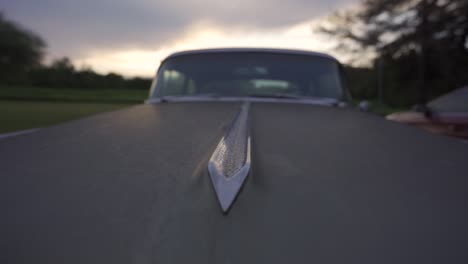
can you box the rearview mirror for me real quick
[358,101,371,112]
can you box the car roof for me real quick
[427,85,468,112]
[163,48,339,63]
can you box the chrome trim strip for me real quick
[208,102,251,212]
[146,96,338,106]
[163,48,339,63]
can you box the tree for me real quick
[0,13,46,83]
[319,0,468,105]
[49,57,77,88]
[103,73,125,89]
[0,13,151,90]
[51,57,75,72]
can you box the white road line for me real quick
[0,128,39,140]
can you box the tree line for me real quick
[0,13,152,90]
[319,0,468,107]
[2,1,467,106]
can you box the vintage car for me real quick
[387,86,468,139]
[2,48,468,263]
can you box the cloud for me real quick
[4,0,357,58]
[3,0,361,76]
[73,20,342,77]
[3,0,187,57]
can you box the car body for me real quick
[386,86,468,139]
[2,48,468,264]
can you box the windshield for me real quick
[150,52,346,101]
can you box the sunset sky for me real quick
[3,0,359,77]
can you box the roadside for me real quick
[366,100,406,116]
[352,99,407,116]
[0,100,134,133]
[0,86,148,103]
[0,86,148,134]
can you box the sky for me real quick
[2,0,359,77]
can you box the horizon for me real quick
[3,0,359,78]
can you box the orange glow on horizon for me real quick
[74,19,340,78]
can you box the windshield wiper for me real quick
[247,93,304,100]
[156,93,342,105]
[191,93,222,98]
[247,93,342,105]
[160,93,221,103]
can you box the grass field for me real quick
[0,100,133,133]
[366,100,405,116]
[0,86,147,133]
[0,86,148,103]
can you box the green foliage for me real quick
[22,57,153,90]
[367,100,406,116]
[0,86,148,103]
[319,0,468,107]
[0,12,45,84]
[344,66,376,100]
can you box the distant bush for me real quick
[24,57,152,90]
[5,57,152,90]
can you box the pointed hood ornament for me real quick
[208,102,251,212]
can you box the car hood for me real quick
[2,102,468,264]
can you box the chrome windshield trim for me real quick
[146,96,338,106]
[163,48,339,63]
[208,102,251,212]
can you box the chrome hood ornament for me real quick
[208,102,251,212]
